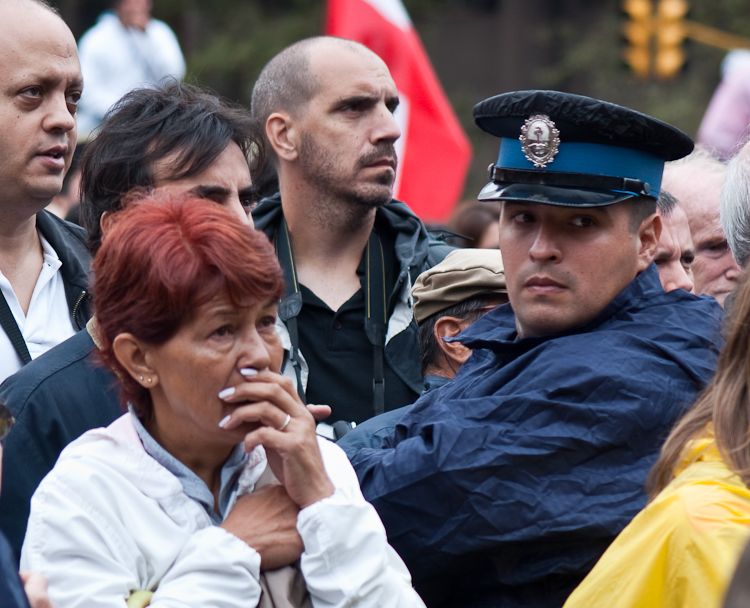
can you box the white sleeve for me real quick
[151,527,261,607]
[298,441,426,608]
[21,468,262,608]
[77,30,127,121]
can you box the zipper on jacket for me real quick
[72,289,88,326]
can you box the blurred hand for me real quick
[20,572,53,608]
[306,404,331,422]
[221,485,303,571]
[220,370,335,509]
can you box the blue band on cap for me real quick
[497,138,663,196]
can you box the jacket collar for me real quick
[460,264,667,349]
[251,192,432,273]
[35,210,90,291]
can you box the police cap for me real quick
[473,90,694,207]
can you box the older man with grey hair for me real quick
[722,140,750,269]
[663,147,739,305]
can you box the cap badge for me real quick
[519,114,560,169]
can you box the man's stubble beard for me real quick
[299,133,396,217]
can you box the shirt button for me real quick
[334,320,343,330]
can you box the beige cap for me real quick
[412,249,506,323]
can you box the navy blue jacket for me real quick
[0,329,121,560]
[338,375,451,455]
[0,532,29,607]
[350,266,723,607]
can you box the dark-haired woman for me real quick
[565,276,750,607]
[20,196,424,608]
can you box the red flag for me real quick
[326,0,472,223]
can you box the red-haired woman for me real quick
[20,196,424,608]
[565,274,750,607]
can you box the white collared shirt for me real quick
[0,233,76,383]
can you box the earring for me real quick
[139,375,144,382]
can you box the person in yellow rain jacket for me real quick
[565,275,750,608]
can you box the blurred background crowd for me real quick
[51,0,750,240]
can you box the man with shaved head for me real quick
[0,0,91,385]
[251,37,451,434]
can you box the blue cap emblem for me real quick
[519,114,560,168]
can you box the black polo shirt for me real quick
[297,226,418,424]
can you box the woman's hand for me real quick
[19,572,53,608]
[221,486,303,570]
[219,369,335,509]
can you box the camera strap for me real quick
[275,218,387,416]
[0,292,31,365]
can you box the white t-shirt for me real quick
[0,234,76,383]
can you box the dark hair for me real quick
[418,295,501,375]
[80,81,262,254]
[94,194,283,418]
[448,201,502,247]
[627,196,657,232]
[656,190,677,217]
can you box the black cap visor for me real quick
[478,181,640,207]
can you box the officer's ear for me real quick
[265,112,299,162]
[636,212,661,271]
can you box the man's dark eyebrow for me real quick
[238,185,255,198]
[332,94,378,109]
[190,185,230,200]
[681,249,696,261]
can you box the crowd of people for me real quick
[4,0,750,606]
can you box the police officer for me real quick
[349,90,724,607]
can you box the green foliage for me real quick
[153,0,322,104]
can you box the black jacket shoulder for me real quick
[35,210,92,329]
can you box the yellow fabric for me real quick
[126,590,153,607]
[564,434,750,608]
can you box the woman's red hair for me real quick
[93,194,283,416]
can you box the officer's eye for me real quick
[571,216,595,228]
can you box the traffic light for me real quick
[655,0,688,78]
[622,0,652,78]
[621,0,689,79]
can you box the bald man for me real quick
[0,0,91,384]
[250,37,451,430]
